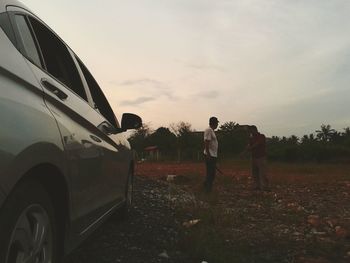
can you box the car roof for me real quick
[0,0,30,13]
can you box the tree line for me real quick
[129,122,350,162]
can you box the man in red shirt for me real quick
[244,125,269,191]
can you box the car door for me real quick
[7,8,121,233]
[75,57,132,207]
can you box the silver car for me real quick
[0,1,142,262]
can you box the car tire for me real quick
[0,180,59,263]
[120,170,134,219]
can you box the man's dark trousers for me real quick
[204,156,217,192]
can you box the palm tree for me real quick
[316,124,336,142]
[288,135,299,145]
[219,121,239,132]
[301,133,317,144]
[343,127,350,137]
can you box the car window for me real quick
[27,17,88,101]
[76,58,118,127]
[0,12,17,46]
[13,15,42,67]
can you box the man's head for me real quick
[249,125,258,136]
[209,116,219,129]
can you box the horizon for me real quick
[139,121,348,139]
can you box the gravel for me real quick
[64,176,191,263]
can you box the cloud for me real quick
[112,77,178,101]
[120,96,155,106]
[117,78,162,86]
[187,62,225,72]
[255,86,350,136]
[194,90,220,99]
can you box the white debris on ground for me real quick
[158,250,169,259]
[182,219,201,228]
[166,174,177,182]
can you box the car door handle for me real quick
[90,135,102,143]
[41,78,68,100]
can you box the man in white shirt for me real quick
[203,116,219,192]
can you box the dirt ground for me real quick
[64,161,350,263]
[136,161,350,263]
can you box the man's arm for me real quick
[204,139,211,158]
[240,137,261,156]
[240,143,250,157]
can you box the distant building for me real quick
[144,145,159,161]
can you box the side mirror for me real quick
[121,113,142,131]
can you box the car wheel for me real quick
[0,181,58,263]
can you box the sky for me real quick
[24,0,350,137]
